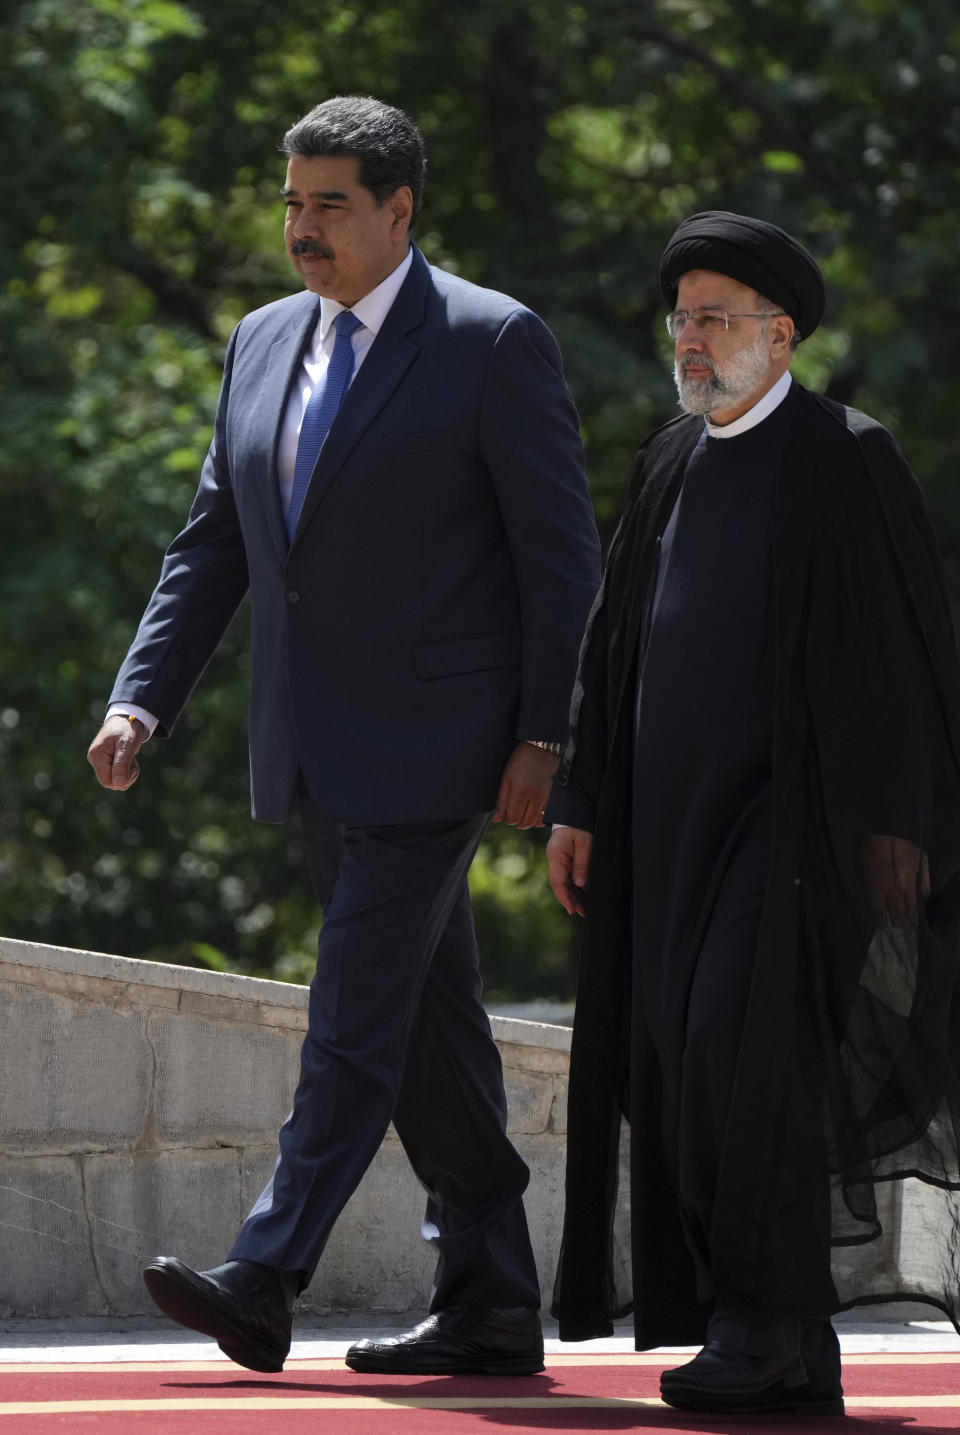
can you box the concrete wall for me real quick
[0,935,573,1321]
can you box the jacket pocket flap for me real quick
[414,630,521,680]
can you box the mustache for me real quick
[290,239,335,259]
[678,352,716,375]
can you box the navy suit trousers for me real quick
[229,796,541,1310]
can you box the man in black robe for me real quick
[546,210,960,1415]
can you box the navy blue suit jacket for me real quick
[111,246,601,824]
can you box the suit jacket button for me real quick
[286,589,300,605]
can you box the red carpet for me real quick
[1,1352,958,1432]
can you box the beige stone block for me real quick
[302,1141,432,1315]
[255,1003,309,1033]
[0,985,151,1153]
[176,989,308,1033]
[176,989,257,1023]
[504,1073,554,1134]
[513,1132,566,1299]
[151,1014,300,1145]
[499,1042,569,1076]
[1,960,179,1013]
[490,1016,572,1055]
[549,1078,568,1134]
[0,1155,104,1318]
[84,1149,245,1314]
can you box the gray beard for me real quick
[674,331,773,416]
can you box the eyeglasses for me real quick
[665,307,787,339]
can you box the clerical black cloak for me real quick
[551,383,960,1346]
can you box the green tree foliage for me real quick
[2,0,958,995]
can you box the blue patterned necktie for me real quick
[286,308,364,540]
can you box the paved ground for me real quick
[0,1312,956,1363]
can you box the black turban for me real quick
[659,210,826,340]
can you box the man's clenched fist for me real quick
[87,715,148,791]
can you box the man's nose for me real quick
[292,208,321,239]
[678,328,706,353]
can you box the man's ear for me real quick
[389,186,414,238]
[769,311,796,355]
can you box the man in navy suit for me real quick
[87,96,600,1375]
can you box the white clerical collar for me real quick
[317,246,414,341]
[704,369,793,439]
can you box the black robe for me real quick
[550,382,960,1346]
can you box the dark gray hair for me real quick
[282,96,426,227]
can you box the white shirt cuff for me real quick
[105,703,158,738]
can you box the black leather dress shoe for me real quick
[661,1314,845,1416]
[142,1257,295,1373]
[659,1339,817,1413]
[345,1306,544,1375]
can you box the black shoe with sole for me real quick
[660,1331,844,1416]
[142,1256,294,1373]
[345,1306,544,1375]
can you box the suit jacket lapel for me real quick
[256,295,321,564]
[288,247,430,551]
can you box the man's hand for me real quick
[491,742,560,830]
[862,834,931,926]
[87,716,149,791]
[546,825,593,916]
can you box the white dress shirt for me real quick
[108,248,415,738]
